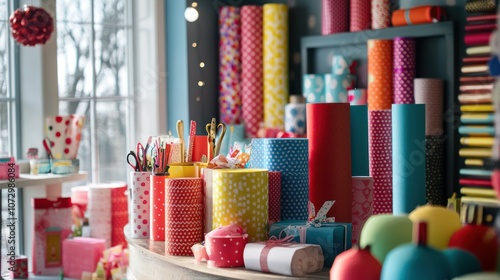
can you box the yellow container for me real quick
[168,162,207,178]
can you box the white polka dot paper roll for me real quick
[130,172,151,238]
[150,175,167,241]
[303,74,326,103]
[284,103,306,135]
[325,74,356,103]
[212,169,268,242]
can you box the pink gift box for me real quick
[8,255,28,279]
[205,224,248,268]
[62,237,106,279]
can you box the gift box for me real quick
[62,237,106,279]
[8,255,28,279]
[204,224,249,268]
[269,220,352,267]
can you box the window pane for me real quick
[94,0,125,26]
[56,0,91,24]
[0,0,6,19]
[94,26,127,97]
[0,102,8,155]
[96,101,128,182]
[57,23,92,98]
[0,22,7,98]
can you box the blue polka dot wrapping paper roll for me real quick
[303,74,326,103]
[248,138,309,220]
[284,103,306,135]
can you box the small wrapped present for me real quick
[8,255,28,279]
[62,237,106,279]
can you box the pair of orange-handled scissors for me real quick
[205,118,226,161]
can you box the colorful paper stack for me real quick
[459,5,498,207]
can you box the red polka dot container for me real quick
[205,224,249,268]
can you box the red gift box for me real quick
[205,224,248,268]
[62,237,106,279]
[8,255,28,279]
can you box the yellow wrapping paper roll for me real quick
[263,4,288,129]
[212,169,268,242]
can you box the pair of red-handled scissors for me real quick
[127,150,142,171]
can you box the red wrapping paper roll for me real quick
[111,184,128,248]
[369,110,393,214]
[465,23,497,32]
[165,178,204,256]
[368,39,393,110]
[392,6,444,27]
[150,175,167,241]
[268,171,282,224]
[350,0,371,32]
[464,32,492,46]
[322,0,349,35]
[307,103,352,222]
[241,6,263,138]
[192,135,211,163]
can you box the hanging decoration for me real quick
[9,5,54,46]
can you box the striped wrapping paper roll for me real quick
[368,39,393,110]
[322,0,348,35]
[88,186,112,248]
[351,176,374,245]
[150,175,167,241]
[269,171,282,224]
[348,89,367,105]
[414,78,444,136]
[212,169,268,242]
[393,37,416,104]
[426,136,445,206]
[351,105,369,176]
[392,104,426,215]
[465,0,496,13]
[219,6,242,125]
[284,103,306,135]
[263,4,288,129]
[165,178,203,256]
[248,138,309,220]
[130,172,151,238]
[369,110,393,214]
[325,73,356,102]
[307,103,352,222]
[241,6,263,138]
[303,74,325,103]
[350,0,371,32]
[371,0,390,29]
[111,183,128,248]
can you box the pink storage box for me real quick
[9,255,28,279]
[0,157,20,180]
[63,237,106,279]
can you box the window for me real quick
[56,0,133,183]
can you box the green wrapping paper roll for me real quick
[351,105,369,176]
[392,104,426,214]
[426,136,445,206]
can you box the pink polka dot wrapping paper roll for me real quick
[165,178,204,256]
[322,0,349,35]
[351,176,374,245]
[371,0,390,29]
[219,6,242,125]
[393,37,416,104]
[241,5,263,138]
[44,115,85,159]
[130,172,151,239]
[350,0,371,32]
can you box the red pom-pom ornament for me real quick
[9,5,54,46]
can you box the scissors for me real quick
[205,118,226,159]
[127,142,148,171]
[127,150,142,171]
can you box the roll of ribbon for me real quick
[458,93,492,104]
[465,0,496,13]
[459,148,493,158]
[212,169,268,242]
[460,84,494,91]
[268,171,282,224]
[465,32,493,46]
[393,37,416,104]
[459,178,492,186]
[351,176,374,245]
[466,45,492,56]
[307,103,352,222]
[426,136,445,206]
[219,6,242,125]
[350,0,371,32]
[459,126,495,135]
[461,65,489,74]
[460,104,494,112]
[348,89,367,105]
[368,39,393,110]
[351,105,369,176]
[325,73,356,103]
[303,74,326,103]
[322,0,348,35]
[371,0,390,29]
[460,137,495,147]
[88,186,112,248]
[463,56,492,64]
[460,76,495,84]
[263,4,288,129]
[248,138,309,220]
[392,6,444,27]
[165,178,203,256]
[241,6,263,138]
[414,78,444,136]
[460,169,493,177]
[130,172,151,238]
[465,23,497,32]
[284,103,306,135]
[369,110,393,214]
[150,174,167,241]
[392,104,426,215]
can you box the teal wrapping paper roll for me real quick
[303,74,325,103]
[392,104,426,214]
[325,74,356,103]
[351,105,369,176]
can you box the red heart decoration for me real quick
[9,5,54,46]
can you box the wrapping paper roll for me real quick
[111,184,128,248]
[351,105,369,176]
[150,175,167,241]
[393,37,416,104]
[368,39,393,110]
[460,84,494,91]
[130,172,151,238]
[460,76,495,84]
[460,169,493,177]
[165,178,203,256]
[348,89,367,105]
[241,6,263,138]
[392,6,444,27]
[414,78,444,136]
[322,0,348,35]
[263,4,288,129]
[465,0,496,13]
[465,33,493,46]
[458,93,492,104]
[461,65,489,74]
[88,186,112,248]
[371,0,390,29]
[219,6,242,125]
[350,0,371,32]
[467,14,498,22]
[459,148,493,157]
[392,104,426,215]
[325,74,356,103]
[462,56,492,64]
[426,136,445,206]
[192,135,210,162]
[202,168,214,233]
[212,169,268,242]
[284,103,306,135]
[466,45,492,56]
[465,23,497,32]
[460,104,494,112]
[303,74,325,103]
[369,110,393,214]
[459,178,492,186]
[307,103,352,222]
[268,171,282,224]
[248,138,309,220]
[460,137,495,147]
[352,176,374,245]
[459,126,495,135]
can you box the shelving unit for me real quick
[301,21,458,198]
[0,172,88,190]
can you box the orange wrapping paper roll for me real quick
[392,6,444,27]
[368,39,393,110]
[307,103,352,222]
